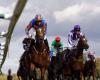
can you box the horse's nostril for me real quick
[85,45,89,49]
[87,45,89,49]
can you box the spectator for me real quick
[7,69,13,80]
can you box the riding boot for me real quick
[44,39,50,51]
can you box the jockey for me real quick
[68,25,84,48]
[51,36,63,56]
[25,14,49,51]
[88,51,95,61]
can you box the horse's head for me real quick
[77,35,89,50]
[22,37,35,51]
[36,28,45,42]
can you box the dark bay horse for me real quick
[17,38,35,80]
[17,28,50,80]
[83,57,96,80]
[18,53,32,80]
[62,35,89,80]
[17,51,33,80]
[48,47,64,80]
[62,48,72,80]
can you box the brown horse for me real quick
[83,57,96,80]
[17,28,50,80]
[71,35,89,80]
[62,35,89,80]
[29,28,50,80]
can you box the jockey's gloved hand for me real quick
[28,33,32,38]
[25,28,29,35]
[72,45,76,49]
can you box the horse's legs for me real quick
[80,72,84,80]
[83,75,86,80]
[87,75,91,80]
[30,63,37,80]
[48,65,54,80]
[30,69,37,80]
[93,72,96,80]
[40,67,45,80]
[17,76,21,80]
[74,71,83,80]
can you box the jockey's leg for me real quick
[44,36,50,51]
[44,39,49,51]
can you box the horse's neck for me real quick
[75,48,84,59]
[36,41,46,52]
[77,49,83,54]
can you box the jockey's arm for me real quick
[68,34,73,46]
[51,41,55,52]
[25,22,32,35]
[60,42,64,49]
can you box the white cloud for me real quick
[0,6,11,14]
[53,3,100,23]
[0,2,16,13]
[0,1,17,16]
[93,6,100,14]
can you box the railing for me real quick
[0,32,6,74]
[0,0,27,74]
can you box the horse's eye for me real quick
[83,38,87,42]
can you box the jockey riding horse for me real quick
[17,14,50,80]
[48,36,64,80]
[18,28,50,80]
[63,35,89,80]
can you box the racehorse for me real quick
[17,28,50,80]
[27,28,50,80]
[48,47,64,80]
[30,28,50,80]
[17,50,33,80]
[62,35,89,80]
[83,57,96,80]
[62,48,72,80]
[71,35,89,80]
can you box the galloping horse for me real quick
[48,47,64,80]
[62,48,72,80]
[83,57,96,80]
[30,28,50,80]
[71,35,89,80]
[17,38,35,80]
[17,28,50,80]
[62,35,89,80]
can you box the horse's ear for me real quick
[82,35,85,38]
[81,35,86,39]
[83,35,88,42]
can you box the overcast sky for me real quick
[0,0,100,74]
